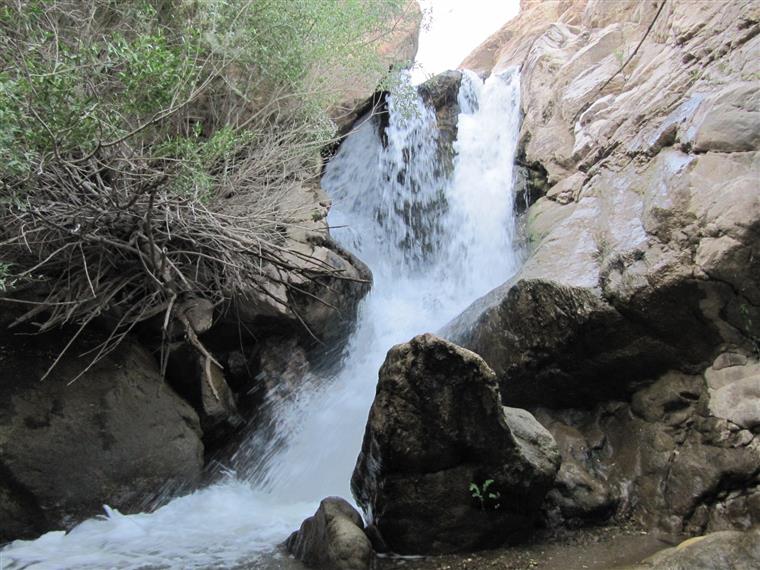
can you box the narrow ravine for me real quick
[2,70,522,570]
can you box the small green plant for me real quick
[470,479,502,511]
[0,261,14,292]
[613,48,626,65]
[592,231,611,262]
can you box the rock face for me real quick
[286,497,372,570]
[351,334,560,554]
[534,359,760,533]
[628,528,760,570]
[446,0,760,534]
[219,181,372,347]
[0,333,203,542]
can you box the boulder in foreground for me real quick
[285,497,372,570]
[351,334,560,554]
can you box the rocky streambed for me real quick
[2,0,759,568]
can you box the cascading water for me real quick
[1,69,522,570]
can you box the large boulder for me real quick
[626,528,760,570]
[285,497,372,570]
[448,277,721,409]
[351,334,560,554]
[0,333,203,542]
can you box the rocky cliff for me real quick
[448,0,760,534]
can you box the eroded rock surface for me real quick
[535,356,760,533]
[286,497,372,570]
[352,334,560,554]
[627,527,760,570]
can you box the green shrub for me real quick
[0,0,409,192]
[0,0,410,375]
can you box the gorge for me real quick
[1,1,759,569]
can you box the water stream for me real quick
[2,69,522,570]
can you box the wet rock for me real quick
[514,159,550,214]
[254,336,312,404]
[417,70,463,111]
[418,70,463,176]
[286,497,372,570]
[0,333,203,542]
[351,334,560,554]
[166,343,242,448]
[628,528,760,569]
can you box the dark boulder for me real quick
[286,497,372,570]
[0,333,203,542]
[351,334,560,554]
[449,278,724,409]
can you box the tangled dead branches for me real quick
[0,135,359,381]
[0,0,407,383]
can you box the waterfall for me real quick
[1,69,522,570]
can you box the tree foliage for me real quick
[0,0,411,375]
[0,0,409,190]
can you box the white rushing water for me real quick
[2,69,522,570]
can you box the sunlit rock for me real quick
[447,0,760,536]
[627,528,760,569]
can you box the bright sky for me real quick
[411,0,521,83]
